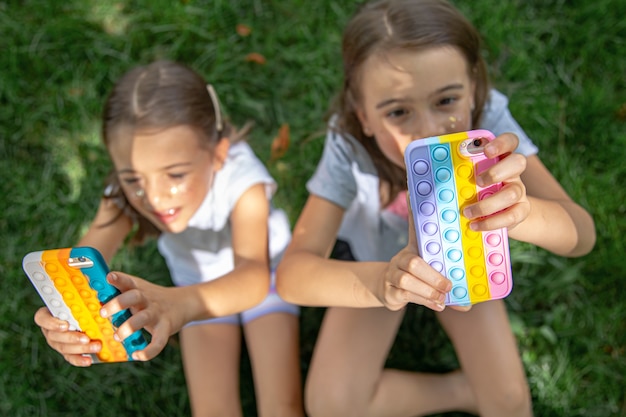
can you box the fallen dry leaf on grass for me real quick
[236,24,251,37]
[270,123,290,162]
[245,52,266,65]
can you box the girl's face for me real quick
[355,46,476,167]
[108,125,227,233]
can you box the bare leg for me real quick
[180,323,243,417]
[305,306,476,417]
[437,300,533,417]
[243,312,305,417]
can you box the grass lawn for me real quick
[1,0,625,416]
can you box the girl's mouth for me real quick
[154,208,180,224]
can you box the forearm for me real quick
[508,195,596,257]
[276,251,386,308]
[181,261,271,322]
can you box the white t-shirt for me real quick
[306,89,539,262]
[158,141,291,287]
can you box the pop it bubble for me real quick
[404,129,513,306]
[22,247,148,363]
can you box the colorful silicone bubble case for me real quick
[404,129,513,306]
[22,247,148,363]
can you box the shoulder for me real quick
[481,89,539,157]
[223,142,273,182]
[218,140,277,201]
[322,117,377,174]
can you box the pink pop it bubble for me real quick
[486,233,501,246]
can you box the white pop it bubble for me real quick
[405,130,513,306]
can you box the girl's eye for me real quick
[168,173,187,181]
[121,177,140,185]
[438,96,458,106]
[386,108,409,119]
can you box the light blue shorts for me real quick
[184,271,300,327]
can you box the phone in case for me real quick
[22,246,148,363]
[404,129,513,306]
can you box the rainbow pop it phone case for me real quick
[404,129,512,306]
[22,247,148,363]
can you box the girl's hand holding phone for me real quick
[100,271,189,361]
[381,199,452,313]
[34,306,102,367]
[463,132,530,232]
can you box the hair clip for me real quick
[206,84,223,134]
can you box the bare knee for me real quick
[480,379,533,417]
[305,377,366,417]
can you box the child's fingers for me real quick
[100,274,147,319]
[403,252,452,293]
[114,308,154,340]
[63,354,95,367]
[388,284,446,312]
[483,132,519,159]
[114,310,169,361]
[464,181,526,219]
[106,271,139,292]
[43,330,101,357]
[387,252,450,310]
[130,333,170,361]
[477,152,527,187]
[469,202,530,232]
[34,307,67,331]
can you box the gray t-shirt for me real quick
[306,89,538,262]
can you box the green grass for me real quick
[1,0,624,416]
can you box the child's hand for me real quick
[462,132,530,231]
[33,307,101,367]
[380,196,452,312]
[100,272,188,361]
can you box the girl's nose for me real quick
[143,181,167,209]
[412,115,441,140]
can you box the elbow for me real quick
[275,259,298,304]
[565,214,597,258]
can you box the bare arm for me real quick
[181,182,271,320]
[107,183,272,360]
[276,194,451,311]
[76,198,134,262]
[462,134,596,257]
[514,155,595,257]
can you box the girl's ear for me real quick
[356,108,373,137]
[212,137,230,171]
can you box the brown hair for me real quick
[333,0,490,204]
[100,60,240,243]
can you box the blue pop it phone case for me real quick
[22,247,148,363]
[405,130,513,306]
